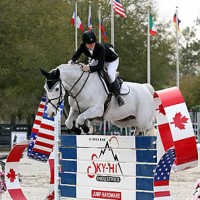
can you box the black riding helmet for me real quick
[82,30,97,44]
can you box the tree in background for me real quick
[180,27,200,76]
[0,0,199,123]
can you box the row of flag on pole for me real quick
[152,12,181,36]
[70,12,107,42]
[149,13,181,36]
[70,0,126,42]
[70,0,181,40]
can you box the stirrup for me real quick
[117,96,125,106]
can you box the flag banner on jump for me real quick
[59,135,157,200]
[27,95,64,162]
[154,87,198,172]
[154,148,176,199]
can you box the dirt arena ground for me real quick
[1,151,200,200]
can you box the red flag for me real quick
[98,20,107,42]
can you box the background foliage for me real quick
[0,0,199,124]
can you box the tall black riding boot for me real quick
[111,79,125,106]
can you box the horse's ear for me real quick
[56,68,60,78]
[40,68,49,78]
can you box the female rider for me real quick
[68,30,125,106]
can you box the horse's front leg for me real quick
[65,106,79,129]
[77,106,104,126]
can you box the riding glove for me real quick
[81,64,90,72]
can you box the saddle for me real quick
[98,69,129,95]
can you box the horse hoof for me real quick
[66,129,73,134]
[73,127,82,135]
[80,125,90,133]
[66,128,81,135]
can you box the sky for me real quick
[155,0,200,39]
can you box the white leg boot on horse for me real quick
[111,79,125,106]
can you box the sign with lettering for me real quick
[60,135,157,200]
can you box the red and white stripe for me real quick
[31,99,46,136]
[32,118,55,156]
[113,0,126,18]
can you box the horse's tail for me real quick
[143,83,155,96]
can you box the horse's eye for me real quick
[55,88,59,92]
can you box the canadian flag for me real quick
[154,87,198,172]
[71,12,84,32]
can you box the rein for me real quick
[68,71,90,99]
[68,71,90,114]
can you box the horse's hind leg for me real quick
[146,126,157,136]
[134,127,143,136]
[136,106,155,136]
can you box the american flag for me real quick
[113,0,126,18]
[28,95,64,162]
[154,148,176,199]
[27,95,47,159]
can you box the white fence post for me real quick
[54,112,61,200]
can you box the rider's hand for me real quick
[68,60,74,64]
[81,64,90,72]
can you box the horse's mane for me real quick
[56,64,82,73]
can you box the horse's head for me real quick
[40,67,65,117]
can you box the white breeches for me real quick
[90,58,119,83]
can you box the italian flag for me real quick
[149,14,157,36]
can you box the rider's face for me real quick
[86,43,95,50]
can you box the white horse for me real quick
[41,64,156,135]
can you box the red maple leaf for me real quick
[170,112,188,130]
[47,191,54,200]
[156,104,166,115]
[6,168,17,182]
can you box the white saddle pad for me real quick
[100,76,130,95]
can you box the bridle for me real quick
[46,79,65,112]
[46,69,90,114]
